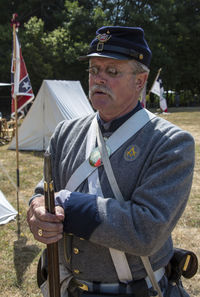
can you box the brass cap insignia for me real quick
[96,33,111,51]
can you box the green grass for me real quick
[0,106,199,296]
[0,148,44,296]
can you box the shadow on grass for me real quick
[13,235,41,287]
[19,150,45,158]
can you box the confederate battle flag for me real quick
[11,31,34,118]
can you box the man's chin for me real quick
[90,96,110,110]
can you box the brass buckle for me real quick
[78,283,89,291]
[97,42,104,51]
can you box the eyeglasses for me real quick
[87,66,135,78]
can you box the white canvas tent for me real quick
[9,80,94,151]
[0,190,17,225]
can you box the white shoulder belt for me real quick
[66,108,155,192]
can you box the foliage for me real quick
[0,0,200,105]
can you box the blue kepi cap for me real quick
[79,26,152,67]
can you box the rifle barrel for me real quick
[44,152,60,297]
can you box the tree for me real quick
[1,0,200,108]
[22,17,54,92]
[173,0,200,95]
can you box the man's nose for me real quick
[94,70,107,84]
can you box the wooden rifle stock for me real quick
[44,152,61,297]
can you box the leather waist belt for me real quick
[76,267,165,293]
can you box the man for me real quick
[27,26,194,297]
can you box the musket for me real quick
[44,152,61,297]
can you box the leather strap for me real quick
[96,124,164,297]
[66,108,156,191]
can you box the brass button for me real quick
[73,248,79,255]
[139,53,143,60]
[73,269,80,274]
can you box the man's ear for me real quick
[135,72,148,91]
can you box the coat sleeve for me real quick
[90,129,195,255]
[29,121,66,203]
[55,127,195,256]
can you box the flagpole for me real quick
[148,68,162,95]
[12,15,21,237]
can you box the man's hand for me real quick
[27,196,64,244]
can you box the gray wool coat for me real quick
[33,109,195,285]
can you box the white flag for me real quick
[151,76,168,112]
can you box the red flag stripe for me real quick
[11,31,34,117]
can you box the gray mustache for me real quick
[89,85,114,98]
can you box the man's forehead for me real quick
[89,57,129,67]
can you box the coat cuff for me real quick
[29,193,43,206]
[55,190,101,239]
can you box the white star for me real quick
[22,81,30,90]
